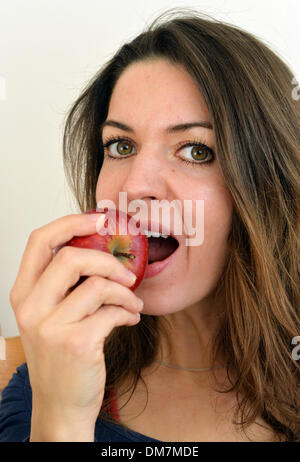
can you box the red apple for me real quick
[65,208,148,291]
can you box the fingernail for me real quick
[86,213,103,221]
[136,297,144,309]
[87,214,107,233]
[126,271,137,284]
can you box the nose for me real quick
[120,146,170,203]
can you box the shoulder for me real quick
[0,362,32,442]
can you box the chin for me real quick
[138,302,187,317]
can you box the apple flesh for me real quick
[65,208,149,291]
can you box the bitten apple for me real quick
[65,208,149,291]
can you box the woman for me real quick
[1,8,299,442]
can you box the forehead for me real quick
[105,59,211,130]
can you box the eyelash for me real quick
[101,135,214,167]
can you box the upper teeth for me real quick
[143,230,169,238]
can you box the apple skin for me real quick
[65,208,149,291]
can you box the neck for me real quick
[154,358,225,372]
[155,297,225,379]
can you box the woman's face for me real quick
[96,59,233,316]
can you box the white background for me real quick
[1,0,299,337]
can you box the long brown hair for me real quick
[62,7,300,441]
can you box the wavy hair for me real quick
[62,7,300,441]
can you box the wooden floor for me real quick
[0,336,26,394]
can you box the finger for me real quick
[75,304,141,349]
[10,213,104,309]
[52,275,143,324]
[28,247,138,319]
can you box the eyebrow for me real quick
[100,119,213,133]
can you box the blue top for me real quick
[0,363,161,442]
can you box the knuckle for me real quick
[101,279,117,303]
[102,304,119,317]
[16,300,34,333]
[120,284,136,304]
[101,280,131,307]
[99,305,121,328]
[105,304,133,324]
[16,306,29,333]
[28,227,41,244]
[86,275,106,291]
[56,245,77,265]
[9,287,17,309]
[111,306,138,328]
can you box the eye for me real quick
[102,136,136,158]
[102,136,214,166]
[177,142,214,165]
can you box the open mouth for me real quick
[147,235,179,264]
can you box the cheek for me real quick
[95,168,118,203]
[195,182,233,236]
[191,183,233,272]
[96,177,105,203]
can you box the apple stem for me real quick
[114,252,136,260]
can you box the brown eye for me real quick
[178,143,214,165]
[102,137,214,166]
[190,145,209,161]
[116,140,133,155]
[102,138,135,158]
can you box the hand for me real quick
[9,213,143,441]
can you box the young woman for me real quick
[1,8,299,442]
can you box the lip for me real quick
[144,240,179,279]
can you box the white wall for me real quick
[1,0,299,337]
